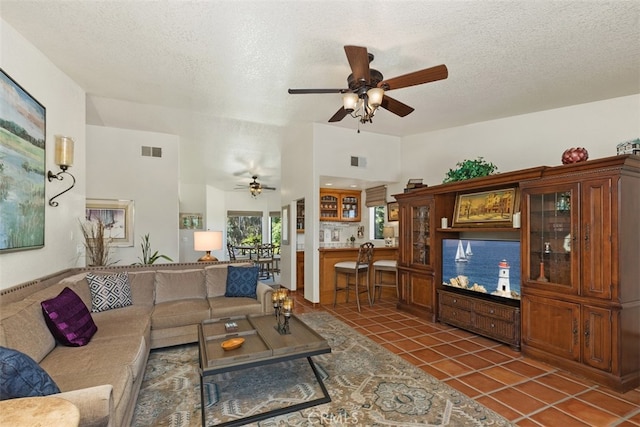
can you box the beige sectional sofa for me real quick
[0,261,274,427]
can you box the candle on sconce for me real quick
[54,136,74,168]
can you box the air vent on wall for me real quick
[141,146,162,158]
[350,156,366,168]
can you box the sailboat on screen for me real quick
[465,241,473,256]
[455,240,468,262]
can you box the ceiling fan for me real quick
[288,45,448,128]
[235,176,276,198]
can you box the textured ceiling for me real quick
[2,1,639,190]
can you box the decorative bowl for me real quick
[221,337,245,351]
[561,147,589,164]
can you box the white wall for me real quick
[401,95,640,188]
[86,125,180,265]
[0,19,86,289]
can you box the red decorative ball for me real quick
[561,147,589,164]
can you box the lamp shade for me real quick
[342,93,359,111]
[54,136,74,168]
[382,226,394,239]
[194,231,223,251]
[367,88,384,108]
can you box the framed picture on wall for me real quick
[85,199,135,246]
[0,69,46,253]
[387,202,399,222]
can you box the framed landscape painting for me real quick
[0,69,46,252]
[453,188,518,227]
[85,199,134,247]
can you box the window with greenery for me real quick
[269,211,281,247]
[371,206,385,239]
[227,211,262,246]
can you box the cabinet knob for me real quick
[491,323,495,328]
[489,309,494,314]
[453,299,457,303]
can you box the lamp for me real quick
[342,87,385,131]
[383,226,395,247]
[194,231,223,262]
[47,136,76,207]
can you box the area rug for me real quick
[132,312,514,426]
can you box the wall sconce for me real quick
[194,230,223,262]
[383,226,395,247]
[47,136,75,207]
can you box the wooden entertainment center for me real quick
[394,155,639,392]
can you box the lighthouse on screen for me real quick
[492,260,511,297]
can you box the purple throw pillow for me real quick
[41,287,98,347]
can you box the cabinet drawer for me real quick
[475,315,516,341]
[439,304,473,327]
[439,292,473,310]
[474,302,517,321]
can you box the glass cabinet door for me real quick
[409,200,433,268]
[340,195,358,220]
[524,184,579,294]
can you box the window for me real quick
[370,206,386,239]
[269,211,281,247]
[226,211,262,246]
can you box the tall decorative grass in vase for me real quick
[79,218,117,266]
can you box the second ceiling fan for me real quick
[288,45,448,126]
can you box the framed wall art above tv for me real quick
[0,68,46,253]
[453,187,518,228]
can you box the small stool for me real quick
[372,259,398,303]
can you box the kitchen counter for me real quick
[318,246,399,305]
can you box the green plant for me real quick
[443,157,498,183]
[134,233,173,265]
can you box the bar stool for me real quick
[333,242,374,312]
[372,259,398,303]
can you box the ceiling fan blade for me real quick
[288,88,348,94]
[380,95,415,117]
[344,45,371,84]
[328,107,349,122]
[378,64,448,91]
[262,186,277,190]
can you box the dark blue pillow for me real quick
[0,346,60,400]
[225,265,259,298]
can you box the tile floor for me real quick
[291,291,640,427]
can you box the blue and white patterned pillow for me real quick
[0,346,60,400]
[224,266,259,298]
[86,272,133,312]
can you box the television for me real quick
[441,239,521,300]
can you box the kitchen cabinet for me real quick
[320,189,361,222]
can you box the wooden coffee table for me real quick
[198,314,331,427]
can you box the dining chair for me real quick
[256,243,274,279]
[333,242,374,312]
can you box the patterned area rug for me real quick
[132,312,514,426]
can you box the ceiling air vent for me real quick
[141,146,162,158]
[350,156,366,168]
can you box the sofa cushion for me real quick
[0,300,56,363]
[208,296,264,317]
[86,272,133,312]
[41,287,98,347]
[155,269,205,303]
[91,305,152,342]
[0,346,60,400]
[128,271,155,306]
[205,264,229,297]
[151,299,210,330]
[224,265,259,298]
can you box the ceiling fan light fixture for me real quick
[342,93,359,111]
[366,87,384,108]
